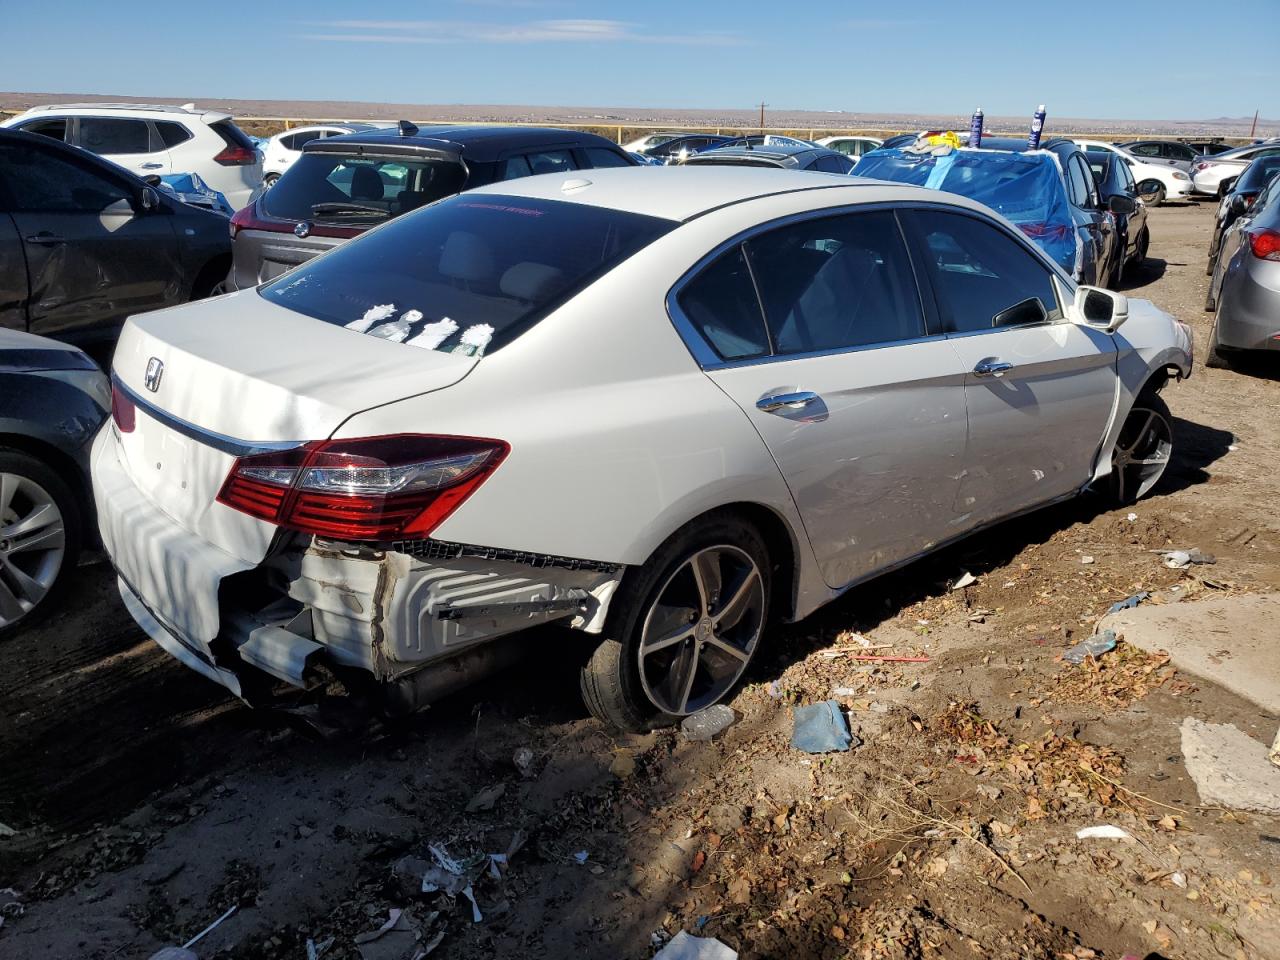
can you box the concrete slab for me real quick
[1180,718,1280,815]
[1100,593,1280,714]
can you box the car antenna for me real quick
[398,120,419,137]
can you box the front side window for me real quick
[677,246,770,360]
[78,117,152,155]
[905,210,1060,334]
[17,118,68,142]
[1131,143,1160,158]
[524,150,576,175]
[262,153,465,223]
[0,142,132,213]
[1066,156,1095,208]
[746,211,925,354]
[261,194,675,356]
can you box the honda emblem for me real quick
[144,357,164,393]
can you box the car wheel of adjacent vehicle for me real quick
[1108,395,1174,504]
[1135,227,1149,264]
[580,514,770,732]
[262,173,280,190]
[0,450,81,640]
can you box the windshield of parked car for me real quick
[262,152,467,225]
[260,194,676,356]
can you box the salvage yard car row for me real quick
[2,101,1275,736]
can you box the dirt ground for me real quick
[2,200,1278,960]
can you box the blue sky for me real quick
[2,0,1276,120]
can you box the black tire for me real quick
[1134,227,1149,264]
[1107,394,1174,505]
[190,259,231,300]
[0,448,82,640]
[580,512,771,732]
[1147,184,1166,206]
[262,173,280,189]
[1205,310,1231,369]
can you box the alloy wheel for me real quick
[0,472,66,629]
[637,545,765,716]
[1111,404,1173,502]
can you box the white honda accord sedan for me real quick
[93,167,1192,731]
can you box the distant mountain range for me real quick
[2,92,1275,139]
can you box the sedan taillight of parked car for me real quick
[1247,228,1280,261]
[216,434,509,540]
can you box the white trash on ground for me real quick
[652,930,739,960]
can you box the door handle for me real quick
[756,390,819,413]
[25,233,65,245]
[973,359,1014,378]
[141,162,164,169]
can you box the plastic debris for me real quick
[1160,548,1215,569]
[513,747,537,778]
[573,850,590,864]
[1107,592,1150,615]
[652,930,739,960]
[0,822,15,837]
[182,904,237,950]
[952,571,977,590]
[681,704,736,741]
[1076,825,1134,841]
[0,887,23,930]
[831,686,859,697]
[791,700,853,753]
[306,937,335,960]
[1062,629,1117,665]
[1171,871,1187,888]
[1126,512,1138,521]
[1080,555,1094,564]
[148,950,198,960]
[465,783,505,813]
[354,909,419,960]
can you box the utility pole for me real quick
[1250,109,1259,139]
[758,100,767,134]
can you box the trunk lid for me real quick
[110,289,476,559]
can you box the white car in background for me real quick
[94,168,1191,732]
[1074,139,1192,205]
[261,123,381,187]
[816,135,883,159]
[1190,142,1280,198]
[0,102,263,210]
[620,131,690,153]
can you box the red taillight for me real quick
[111,383,136,433]
[1195,161,1211,172]
[1247,228,1280,261]
[229,202,289,239]
[216,435,508,541]
[214,145,258,166]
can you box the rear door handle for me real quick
[757,390,819,413]
[25,233,65,245]
[141,162,164,169]
[973,359,1014,378]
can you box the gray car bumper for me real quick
[1217,256,1280,351]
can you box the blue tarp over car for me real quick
[157,172,233,217]
[855,147,1077,275]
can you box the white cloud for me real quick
[299,18,744,46]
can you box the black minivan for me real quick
[224,124,637,291]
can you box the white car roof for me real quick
[12,102,232,123]
[466,166,974,222]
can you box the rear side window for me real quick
[1130,143,1160,158]
[747,211,924,354]
[79,117,151,155]
[283,130,323,151]
[262,153,466,223]
[260,194,675,356]
[810,154,853,174]
[905,210,1060,334]
[156,121,192,148]
[677,246,770,360]
[583,147,632,169]
[16,118,68,142]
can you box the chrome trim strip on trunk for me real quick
[111,375,305,458]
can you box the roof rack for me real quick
[25,102,210,115]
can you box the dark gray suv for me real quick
[224,124,637,291]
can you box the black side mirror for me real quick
[1230,193,1249,214]
[142,174,162,187]
[138,186,161,213]
[1108,194,1138,216]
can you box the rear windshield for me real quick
[1237,157,1280,192]
[262,152,467,225]
[209,119,256,150]
[259,194,676,356]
